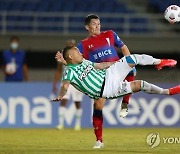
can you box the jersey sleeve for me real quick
[62,69,73,82]
[77,42,83,54]
[113,31,125,48]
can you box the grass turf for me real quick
[0,128,179,154]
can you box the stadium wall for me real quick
[0,35,180,53]
[0,82,179,128]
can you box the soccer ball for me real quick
[164,5,180,23]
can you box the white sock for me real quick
[75,108,82,127]
[141,80,167,94]
[131,54,160,65]
[59,106,66,126]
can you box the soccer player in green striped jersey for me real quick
[51,46,179,102]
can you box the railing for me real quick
[0,11,180,36]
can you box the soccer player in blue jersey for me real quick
[56,14,176,148]
[1,36,28,82]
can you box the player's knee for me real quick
[94,98,105,109]
[130,80,141,92]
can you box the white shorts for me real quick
[102,57,133,99]
[63,84,84,102]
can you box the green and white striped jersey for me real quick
[62,59,106,99]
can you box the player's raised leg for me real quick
[129,54,177,69]
[119,54,176,118]
[130,80,180,95]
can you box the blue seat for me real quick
[17,26,33,32]
[49,1,62,12]
[100,17,109,23]
[69,17,84,22]
[6,25,17,32]
[68,26,84,32]
[0,0,144,34]
[19,15,34,22]
[8,1,23,11]
[148,0,180,12]
[129,17,148,23]
[129,17,149,33]
[36,1,50,12]
[6,16,18,21]
[0,1,9,11]
[109,18,125,23]
[21,2,37,11]
[37,26,63,32]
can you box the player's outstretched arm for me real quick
[51,80,70,102]
[55,51,67,65]
[94,62,115,70]
[121,45,131,56]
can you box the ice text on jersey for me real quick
[93,49,112,60]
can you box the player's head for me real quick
[84,14,101,36]
[62,46,83,64]
[10,36,19,51]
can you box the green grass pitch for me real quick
[0,128,179,154]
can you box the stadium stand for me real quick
[0,0,131,13]
[0,0,152,34]
[148,0,180,13]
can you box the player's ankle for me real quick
[97,139,103,142]
[154,59,161,65]
[121,102,128,109]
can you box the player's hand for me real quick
[55,51,62,62]
[50,96,62,102]
[55,51,67,65]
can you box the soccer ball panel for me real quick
[164,5,180,23]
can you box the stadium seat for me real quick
[21,2,37,11]
[8,1,23,11]
[0,1,10,11]
[148,0,180,13]
[129,17,149,33]
[0,0,149,33]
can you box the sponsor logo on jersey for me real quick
[93,49,112,60]
[79,65,93,80]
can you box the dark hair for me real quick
[10,36,19,42]
[62,45,74,60]
[84,14,99,25]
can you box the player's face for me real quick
[70,47,83,63]
[87,19,101,36]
